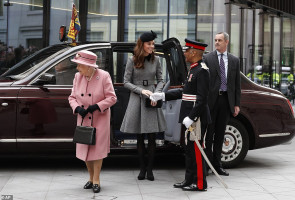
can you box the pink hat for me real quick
[71,50,98,68]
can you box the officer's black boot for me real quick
[146,133,156,181]
[137,134,146,180]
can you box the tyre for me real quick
[221,118,249,168]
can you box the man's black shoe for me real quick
[173,180,192,188]
[216,167,229,176]
[182,183,207,191]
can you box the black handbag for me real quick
[73,115,96,145]
[145,98,163,108]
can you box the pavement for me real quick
[0,102,295,200]
[1,139,295,200]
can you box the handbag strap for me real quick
[80,113,94,126]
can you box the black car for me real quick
[0,38,294,168]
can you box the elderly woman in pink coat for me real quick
[68,50,117,193]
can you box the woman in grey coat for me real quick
[120,31,166,181]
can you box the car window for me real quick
[9,48,70,81]
[161,38,187,86]
[34,49,107,86]
[93,49,107,71]
[52,56,78,85]
[1,45,70,80]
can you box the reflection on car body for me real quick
[0,38,294,168]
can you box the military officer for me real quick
[150,39,211,191]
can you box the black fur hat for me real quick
[140,30,157,42]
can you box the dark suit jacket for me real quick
[203,50,241,114]
[165,60,211,125]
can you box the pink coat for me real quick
[69,69,117,161]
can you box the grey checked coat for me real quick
[120,56,167,134]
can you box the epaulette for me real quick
[201,62,209,70]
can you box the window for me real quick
[2,46,70,80]
[231,5,241,57]
[49,0,79,45]
[27,38,43,50]
[88,0,101,13]
[30,0,43,11]
[87,32,104,41]
[130,0,157,14]
[41,49,107,86]
[87,0,118,42]
[52,57,78,85]
[127,0,166,42]
[170,0,197,46]
[0,0,3,16]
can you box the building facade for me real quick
[0,0,295,90]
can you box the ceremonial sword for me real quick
[185,126,228,189]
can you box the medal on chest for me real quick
[188,74,193,82]
[187,62,198,82]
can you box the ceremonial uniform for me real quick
[150,39,211,190]
[165,59,210,190]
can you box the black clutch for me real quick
[145,98,163,108]
[73,116,96,145]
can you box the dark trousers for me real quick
[137,133,156,171]
[184,124,207,190]
[205,93,231,168]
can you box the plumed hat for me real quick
[140,30,157,42]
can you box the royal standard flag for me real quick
[67,4,81,40]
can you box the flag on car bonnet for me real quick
[67,4,81,41]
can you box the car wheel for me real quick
[221,118,249,168]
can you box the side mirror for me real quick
[59,25,67,42]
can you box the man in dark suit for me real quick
[204,32,241,176]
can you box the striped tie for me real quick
[220,54,227,91]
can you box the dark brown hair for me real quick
[133,38,155,69]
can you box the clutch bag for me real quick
[145,98,163,108]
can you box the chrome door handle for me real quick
[1,103,8,106]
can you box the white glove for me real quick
[150,92,165,102]
[182,116,194,129]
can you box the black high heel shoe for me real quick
[146,170,154,181]
[93,184,101,193]
[137,169,146,180]
[83,181,93,189]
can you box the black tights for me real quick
[137,133,156,171]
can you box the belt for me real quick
[133,80,155,86]
[219,90,227,95]
[182,94,197,102]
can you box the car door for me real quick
[0,85,19,152]
[16,47,111,153]
[161,38,187,143]
[16,55,77,152]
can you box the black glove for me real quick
[75,106,88,118]
[87,104,100,113]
